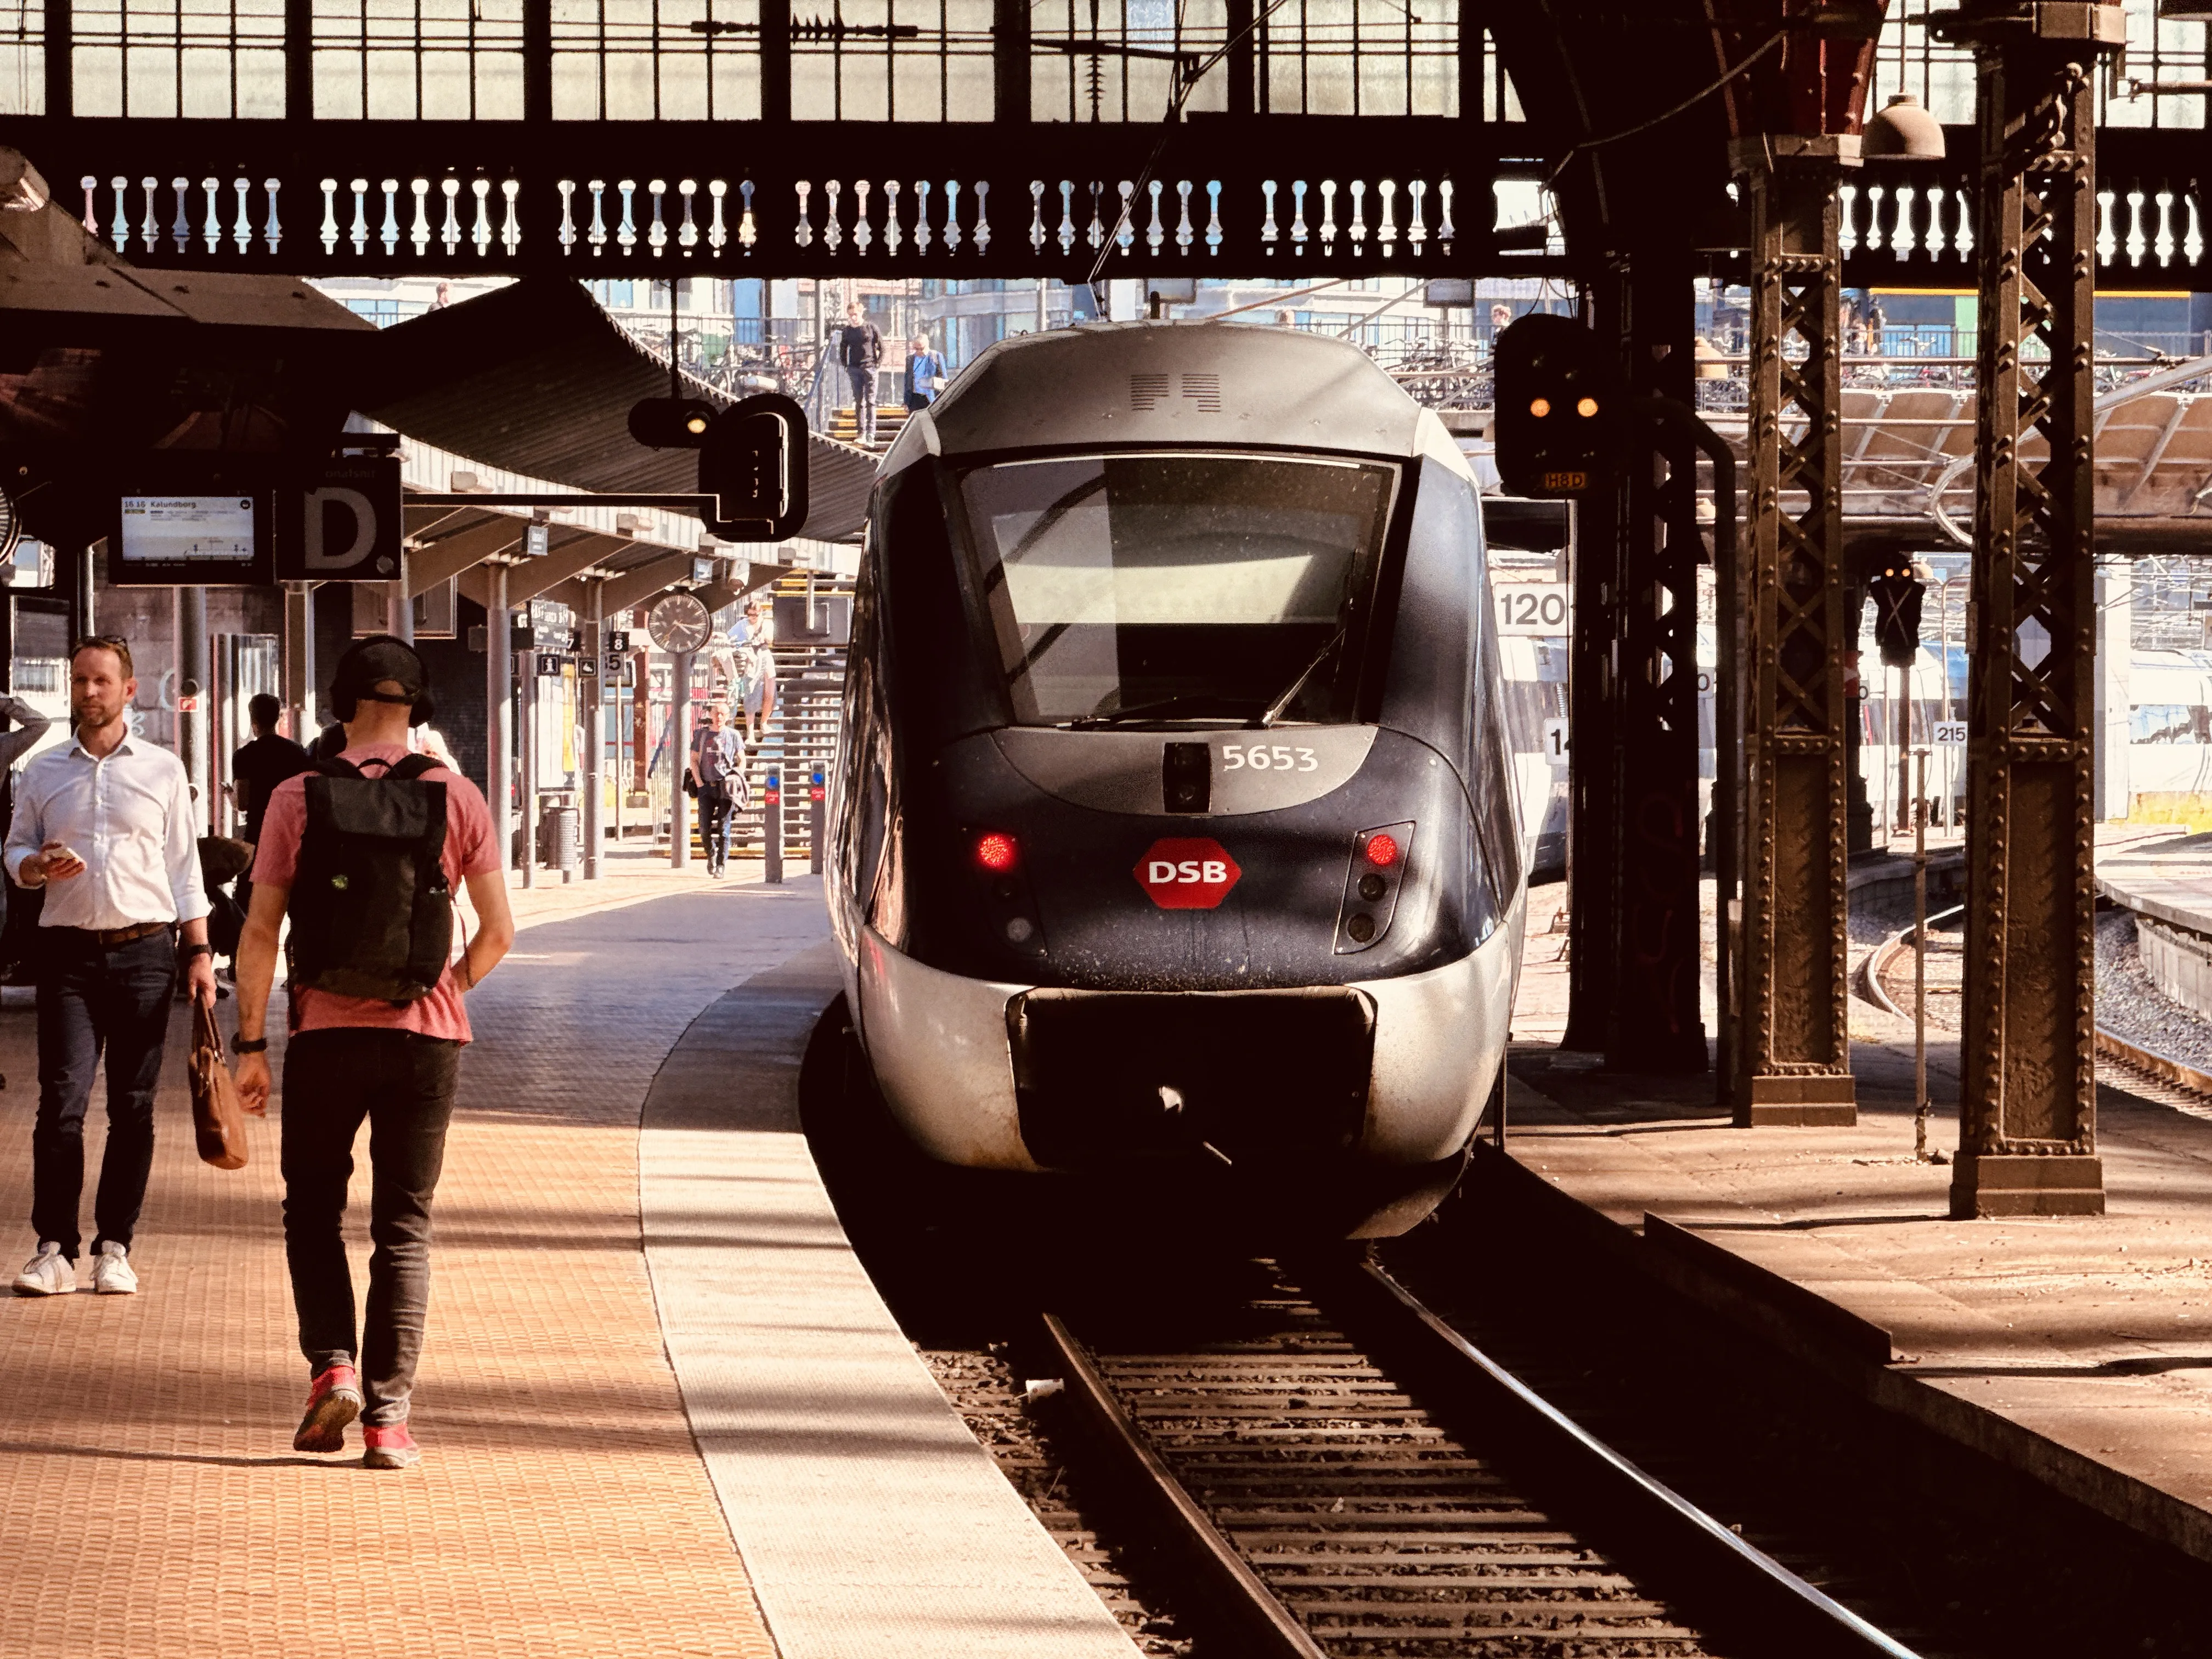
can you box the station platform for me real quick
[1507,883,2212,1574]
[0,872,1138,1659]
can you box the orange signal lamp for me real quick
[1529,397,1551,418]
[1576,396,1599,417]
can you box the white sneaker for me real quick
[91,1241,137,1295]
[13,1242,76,1296]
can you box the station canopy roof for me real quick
[361,278,876,545]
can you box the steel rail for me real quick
[1040,1312,1328,1659]
[1045,1266,1923,1659]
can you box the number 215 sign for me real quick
[1495,583,1570,636]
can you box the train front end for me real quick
[825,321,1528,1237]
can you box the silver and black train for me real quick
[825,320,1532,1235]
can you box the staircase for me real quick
[825,402,910,455]
[724,570,853,864]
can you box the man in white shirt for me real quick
[6,636,214,1296]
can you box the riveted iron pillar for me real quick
[1730,139,1857,1126]
[1946,2,2123,1218]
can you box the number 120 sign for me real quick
[1495,583,1570,636]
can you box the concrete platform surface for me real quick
[1508,882,2212,1570]
[0,871,1136,1659]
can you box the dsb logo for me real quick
[1135,837,1242,910]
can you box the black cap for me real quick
[331,634,434,726]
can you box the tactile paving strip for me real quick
[0,881,826,1659]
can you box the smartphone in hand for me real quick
[40,841,86,880]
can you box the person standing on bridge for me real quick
[838,300,884,445]
[232,637,514,1470]
[8,636,213,1297]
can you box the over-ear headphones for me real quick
[330,634,436,729]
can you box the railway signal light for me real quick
[698,392,811,541]
[627,397,717,449]
[1868,560,1926,668]
[1492,314,1620,499]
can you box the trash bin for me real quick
[540,803,580,874]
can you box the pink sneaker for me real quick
[362,1424,421,1470]
[293,1363,363,1453]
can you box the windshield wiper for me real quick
[1062,693,1261,729]
[1254,625,1347,729]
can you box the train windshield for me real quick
[957,452,1395,727]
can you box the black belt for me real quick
[54,922,173,947]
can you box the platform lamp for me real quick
[1860,93,1947,161]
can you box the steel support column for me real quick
[487,560,514,874]
[1733,141,1855,1126]
[583,578,604,879]
[1948,2,2123,1218]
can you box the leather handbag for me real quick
[189,998,249,1170]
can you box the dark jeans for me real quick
[281,1028,459,1425]
[846,364,876,438]
[31,928,178,1259]
[699,782,733,870]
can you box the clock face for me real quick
[648,592,713,653]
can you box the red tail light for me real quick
[1364,831,1401,868]
[975,831,1019,873]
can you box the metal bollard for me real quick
[764,769,783,884]
[809,769,826,875]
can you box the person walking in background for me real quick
[7,636,214,1297]
[838,300,884,444]
[233,636,514,1471]
[738,596,777,746]
[905,334,946,412]
[686,702,746,879]
[0,689,53,959]
[228,692,312,917]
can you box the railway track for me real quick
[1867,908,2212,1124]
[1039,1258,1917,1659]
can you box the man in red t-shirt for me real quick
[232,637,515,1471]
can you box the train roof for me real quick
[883,320,1462,474]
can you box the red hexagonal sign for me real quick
[1135,837,1242,910]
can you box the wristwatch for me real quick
[179,942,212,961]
[231,1034,268,1054]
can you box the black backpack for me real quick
[286,754,453,1003]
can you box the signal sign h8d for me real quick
[1135,837,1242,910]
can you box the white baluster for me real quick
[264,178,283,253]
[794,180,814,249]
[2097,185,2117,266]
[200,178,220,252]
[108,176,128,248]
[559,179,578,253]
[1408,179,1428,252]
[735,180,754,252]
[1115,181,1135,255]
[232,178,251,253]
[707,180,729,252]
[1864,183,1884,252]
[914,180,932,253]
[973,180,990,253]
[616,179,637,252]
[1954,185,1972,259]
[412,178,433,255]
[1030,181,1045,253]
[1261,180,1278,251]
[380,178,399,255]
[1290,180,1308,249]
[1437,178,1455,250]
[1175,180,1193,253]
[501,179,521,254]
[1086,181,1103,251]
[172,176,190,252]
[1319,179,1338,253]
[441,178,462,255]
[678,179,699,250]
[1377,179,1398,256]
[1838,183,1860,256]
[1146,179,1164,253]
[1892,185,1917,259]
[318,177,338,255]
[1055,180,1072,255]
[1205,180,1222,256]
[648,178,669,256]
[884,180,902,256]
[944,180,962,252]
[2156,187,2177,267]
[823,180,842,252]
[79,175,97,234]
[347,177,367,256]
[1921,185,1943,260]
[1348,180,1367,252]
[2187,186,2205,266]
[2127,184,2148,266]
[853,180,872,255]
